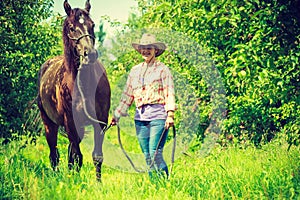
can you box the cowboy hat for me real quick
[132,33,166,57]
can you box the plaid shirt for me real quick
[114,61,175,118]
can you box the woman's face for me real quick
[139,45,156,62]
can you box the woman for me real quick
[112,33,176,178]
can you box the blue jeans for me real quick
[135,119,169,178]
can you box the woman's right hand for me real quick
[165,116,174,129]
[111,117,119,126]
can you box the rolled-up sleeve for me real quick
[161,66,176,112]
[114,74,134,118]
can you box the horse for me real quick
[37,0,110,181]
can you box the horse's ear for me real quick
[64,0,72,16]
[85,0,91,13]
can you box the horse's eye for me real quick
[70,26,75,32]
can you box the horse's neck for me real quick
[64,53,80,76]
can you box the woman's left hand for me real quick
[165,116,174,129]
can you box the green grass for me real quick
[1,134,299,200]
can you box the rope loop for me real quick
[117,124,176,175]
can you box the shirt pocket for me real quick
[145,79,163,101]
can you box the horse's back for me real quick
[38,56,64,83]
[38,55,65,125]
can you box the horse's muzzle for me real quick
[83,49,98,64]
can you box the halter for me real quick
[67,33,95,44]
[67,33,96,58]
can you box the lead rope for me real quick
[117,124,176,177]
[77,57,110,134]
[169,125,176,176]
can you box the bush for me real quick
[0,0,63,139]
[113,0,300,146]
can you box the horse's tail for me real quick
[22,96,43,139]
[26,95,38,110]
[22,95,68,140]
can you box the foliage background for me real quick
[106,0,300,147]
[0,0,63,139]
[0,0,299,148]
[0,0,299,199]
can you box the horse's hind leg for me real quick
[40,111,59,171]
[92,124,105,181]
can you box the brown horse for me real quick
[37,0,110,181]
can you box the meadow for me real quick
[1,1,299,199]
[1,131,299,200]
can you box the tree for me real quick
[96,20,106,46]
[0,0,63,140]
[106,0,300,147]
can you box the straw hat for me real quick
[132,33,166,57]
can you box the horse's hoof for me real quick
[53,166,59,172]
[96,174,101,182]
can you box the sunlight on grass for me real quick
[1,135,299,199]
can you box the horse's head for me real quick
[63,0,98,65]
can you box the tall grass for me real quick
[1,134,299,200]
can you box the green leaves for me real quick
[125,0,300,146]
[0,0,62,138]
[2,0,298,148]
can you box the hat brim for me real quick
[132,42,166,57]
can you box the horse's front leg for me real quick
[67,141,83,172]
[92,124,105,181]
